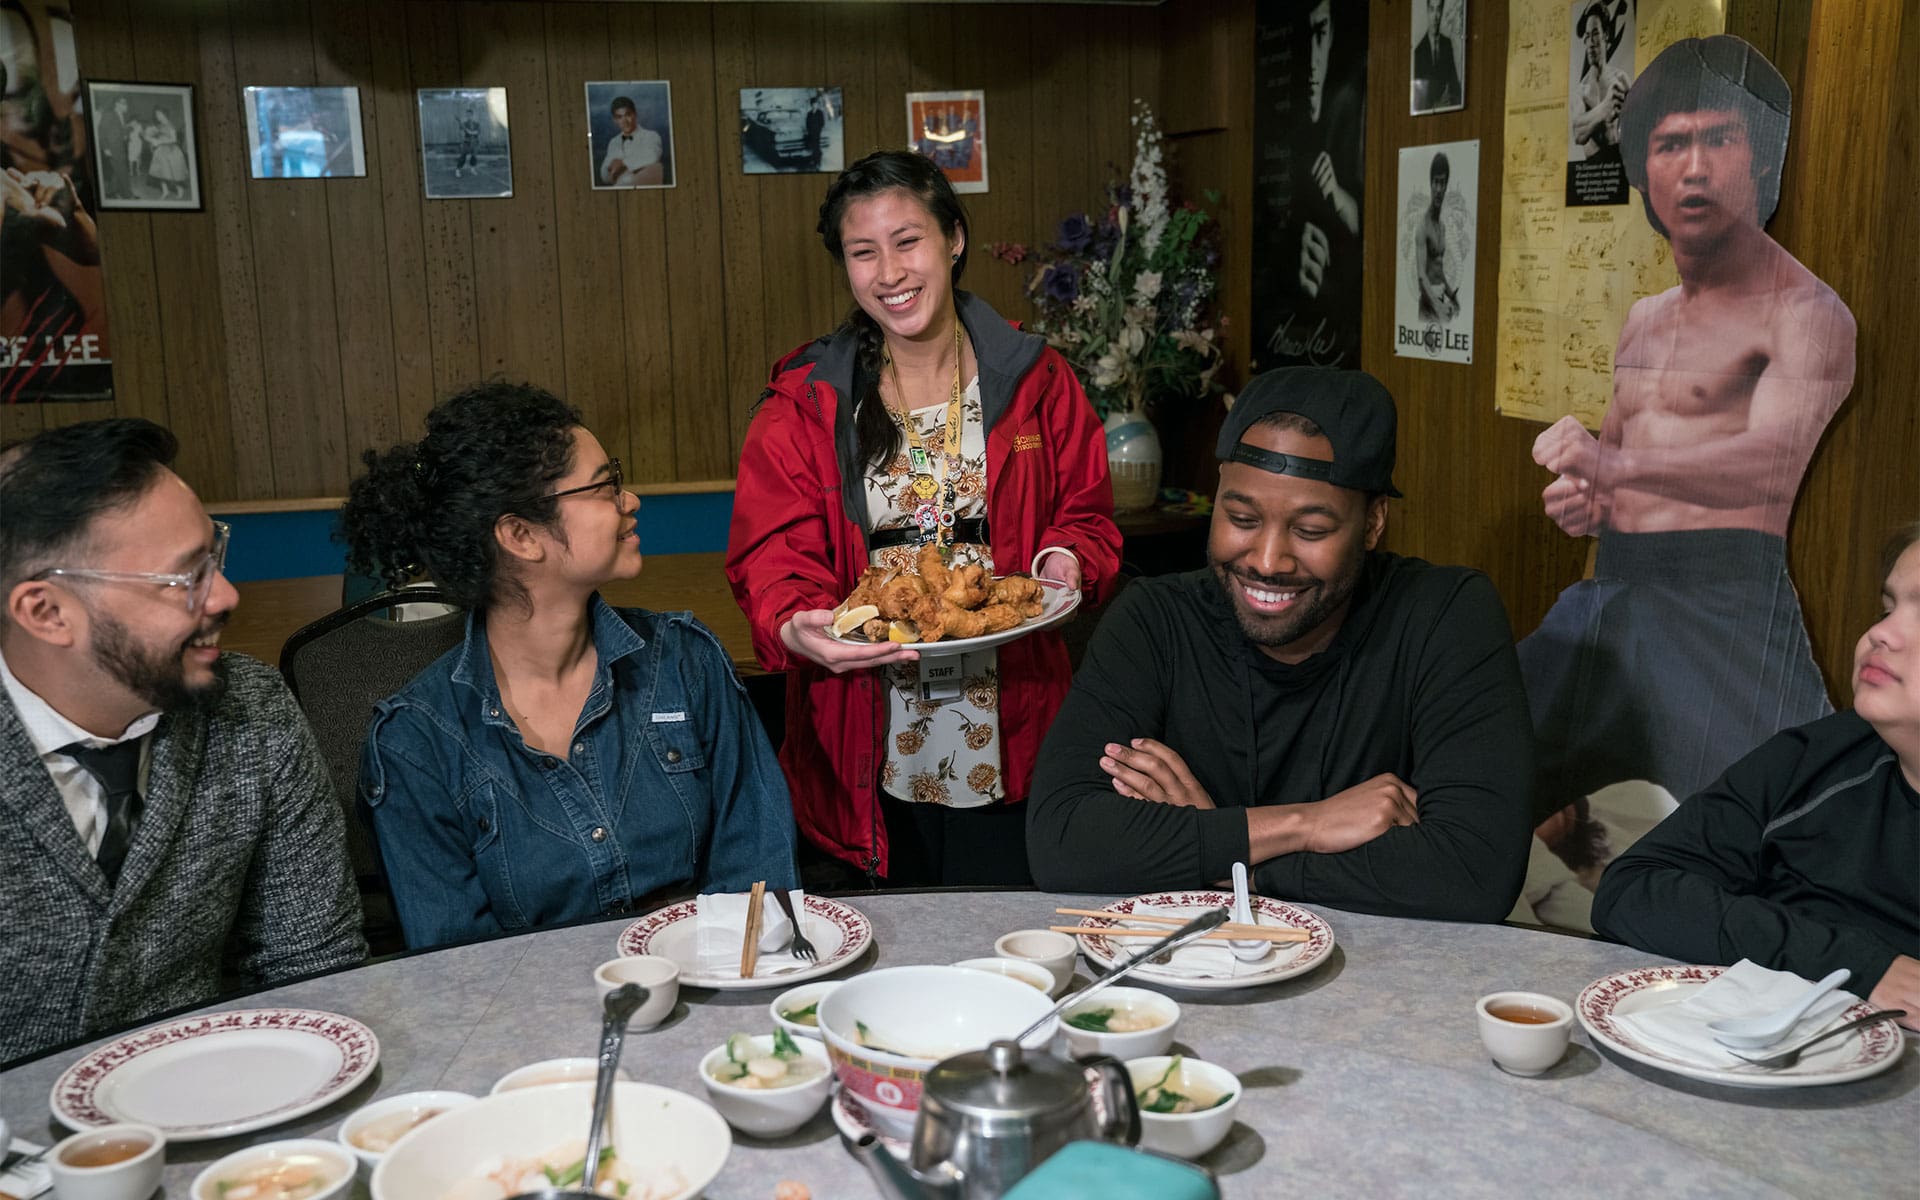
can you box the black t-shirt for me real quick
[1026,553,1534,922]
[1593,712,1920,988]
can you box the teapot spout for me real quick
[853,1134,962,1200]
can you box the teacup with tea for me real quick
[47,1122,165,1200]
[1476,990,1574,1076]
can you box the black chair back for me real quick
[279,588,467,954]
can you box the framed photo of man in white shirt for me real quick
[585,80,674,190]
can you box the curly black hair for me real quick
[816,149,970,474]
[340,381,581,612]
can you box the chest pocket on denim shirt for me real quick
[647,720,707,773]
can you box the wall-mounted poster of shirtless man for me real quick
[1517,37,1857,915]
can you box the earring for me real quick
[951,252,960,261]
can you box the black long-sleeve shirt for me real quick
[1026,554,1533,922]
[1592,712,1920,989]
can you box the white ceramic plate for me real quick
[50,1008,380,1141]
[1074,891,1336,991]
[1576,964,1906,1089]
[617,894,873,990]
[830,578,1080,657]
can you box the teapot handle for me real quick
[1078,1053,1142,1147]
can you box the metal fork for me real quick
[773,888,818,962]
[1728,1009,1906,1069]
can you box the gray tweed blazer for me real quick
[0,653,366,1064]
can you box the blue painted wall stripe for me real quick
[217,492,737,583]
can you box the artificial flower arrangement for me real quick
[991,100,1225,420]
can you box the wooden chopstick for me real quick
[1053,907,1305,938]
[1049,924,1311,944]
[740,880,767,978]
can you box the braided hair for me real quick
[816,150,971,474]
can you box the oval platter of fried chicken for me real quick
[829,542,1081,656]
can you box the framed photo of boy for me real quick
[584,81,674,189]
[417,87,512,199]
[86,80,202,210]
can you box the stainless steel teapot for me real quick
[855,1037,1139,1200]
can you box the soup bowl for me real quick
[192,1138,354,1200]
[817,965,1058,1140]
[1060,986,1181,1060]
[1124,1056,1241,1160]
[337,1090,477,1174]
[698,1033,833,1137]
[371,1081,728,1200]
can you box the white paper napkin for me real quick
[694,889,810,978]
[1611,959,1856,1069]
[1,1137,51,1199]
[1115,904,1281,979]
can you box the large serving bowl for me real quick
[371,1081,729,1200]
[817,965,1058,1140]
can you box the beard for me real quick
[1209,553,1362,654]
[91,610,229,715]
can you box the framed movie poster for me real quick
[906,89,987,193]
[585,81,674,189]
[418,87,511,199]
[1566,0,1635,205]
[740,87,843,174]
[243,86,366,179]
[86,80,202,210]
[1411,0,1468,115]
[1394,139,1479,364]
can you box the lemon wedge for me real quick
[832,604,881,637]
[888,620,922,644]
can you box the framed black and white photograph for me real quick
[85,80,202,210]
[739,87,843,174]
[584,81,674,189]
[1394,138,1479,364]
[417,87,511,199]
[1410,0,1467,115]
[242,85,366,179]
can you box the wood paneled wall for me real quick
[13,0,1160,501]
[1182,0,1918,702]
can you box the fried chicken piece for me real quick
[988,574,1047,616]
[908,592,950,642]
[859,617,889,642]
[878,574,929,620]
[942,563,990,609]
[844,567,888,612]
[915,541,952,595]
[972,603,1024,633]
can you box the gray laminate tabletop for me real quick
[2,891,1915,1199]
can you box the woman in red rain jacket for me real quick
[726,150,1121,885]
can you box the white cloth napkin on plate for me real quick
[694,889,810,978]
[1114,904,1278,980]
[1610,959,1857,1069]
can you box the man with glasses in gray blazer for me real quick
[0,419,364,1064]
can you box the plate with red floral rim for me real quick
[51,1007,379,1140]
[618,894,873,990]
[1576,964,1905,1089]
[1074,891,1336,990]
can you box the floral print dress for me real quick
[864,378,1005,808]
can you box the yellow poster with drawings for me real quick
[1494,0,1723,427]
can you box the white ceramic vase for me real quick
[1104,407,1163,513]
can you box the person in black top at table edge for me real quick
[1592,524,1920,1030]
[1026,369,1533,921]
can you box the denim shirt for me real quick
[361,597,798,949]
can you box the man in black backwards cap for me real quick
[1026,369,1533,920]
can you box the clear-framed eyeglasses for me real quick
[35,521,232,614]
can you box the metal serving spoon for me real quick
[1012,908,1229,1045]
[507,982,649,1200]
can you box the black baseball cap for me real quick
[1215,367,1402,497]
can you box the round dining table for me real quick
[2,890,1914,1199]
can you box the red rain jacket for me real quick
[726,293,1122,878]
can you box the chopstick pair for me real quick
[1053,907,1310,943]
[740,880,767,979]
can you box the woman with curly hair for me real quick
[725,150,1121,886]
[342,381,797,949]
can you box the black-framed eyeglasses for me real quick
[544,458,624,502]
[36,521,232,615]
